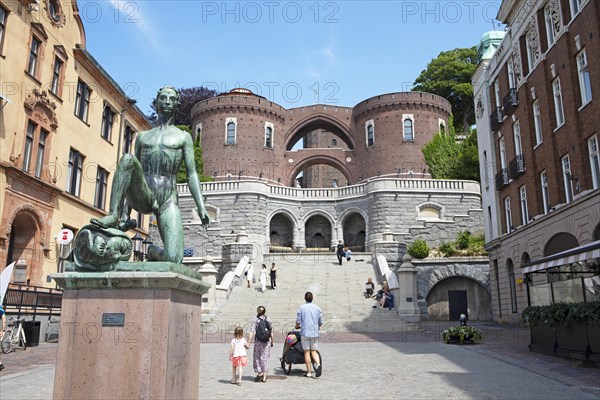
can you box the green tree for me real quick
[175,125,212,183]
[413,47,478,134]
[456,129,480,181]
[148,86,218,126]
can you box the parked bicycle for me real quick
[1,317,27,353]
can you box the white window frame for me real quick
[544,3,556,48]
[365,119,374,147]
[505,196,513,233]
[533,100,543,146]
[494,81,502,111]
[507,59,516,89]
[552,77,565,128]
[541,170,550,214]
[570,0,581,19]
[402,114,414,141]
[588,135,600,190]
[225,117,237,145]
[513,121,522,157]
[562,154,574,203]
[577,49,592,107]
[526,35,535,72]
[519,185,529,225]
[499,137,507,170]
[264,121,274,148]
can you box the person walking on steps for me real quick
[336,240,345,265]
[270,263,277,290]
[295,292,323,378]
[259,264,268,293]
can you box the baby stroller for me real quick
[280,331,322,376]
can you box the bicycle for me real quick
[1,317,27,353]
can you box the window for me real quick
[123,125,134,154]
[533,100,543,145]
[513,121,522,157]
[507,259,518,313]
[22,121,35,173]
[403,118,414,141]
[499,137,507,170]
[67,149,84,197]
[507,59,516,89]
[526,34,535,71]
[494,81,501,111]
[570,0,581,18]
[562,154,574,203]
[28,37,41,76]
[366,121,374,146]
[552,78,565,128]
[541,170,550,214]
[519,185,529,225]
[48,0,62,23]
[35,129,48,178]
[74,80,91,122]
[0,6,7,52]
[94,167,109,209]
[331,139,337,147]
[101,104,115,141]
[544,4,556,48]
[493,259,502,317]
[136,212,144,230]
[483,150,489,189]
[504,196,513,233]
[50,56,64,96]
[589,135,600,190]
[225,119,236,145]
[264,124,273,148]
[577,50,592,106]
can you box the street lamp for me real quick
[131,232,143,261]
[142,237,153,261]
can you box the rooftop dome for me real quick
[476,30,505,63]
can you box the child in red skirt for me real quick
[230,326,250,385]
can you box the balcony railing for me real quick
[509,154,526,179]
[490,108,503,132]
[495,168,509,190]
[2,284,63,319]
[503,88,518,115]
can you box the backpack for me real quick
[255,318,271,342]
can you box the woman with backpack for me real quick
[249,305,273,382]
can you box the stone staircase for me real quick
[208,252,417,334]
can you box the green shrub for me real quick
[522,301,600,328]
[408,239,430,259]
[439,242,457,257]
[442,325,483,344]
[456,230,471,249]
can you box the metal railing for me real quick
[503,88,518,114]
[509,154,526,178]
[1,284,62,320]
[495,168,509,190]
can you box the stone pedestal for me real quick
[395,254,420,321]
[51,262,210,400]
[197,257,218,321]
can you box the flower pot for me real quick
[555,321,588,360]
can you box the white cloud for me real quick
[108,1,164,56]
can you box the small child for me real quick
[345,247,353,262]
[229,326,250,385]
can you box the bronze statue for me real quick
[71,224,132,271]
[90,86,210,265]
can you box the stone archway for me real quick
[425,276,491,321]
[544,232,579,256]
[269,212,295,252]
[6,209,43,285]
[342,212,366,251]
[304,215,332,250]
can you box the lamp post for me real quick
[132,232,143,261]
[142,237,153,261]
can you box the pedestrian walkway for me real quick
[1,324,598,399]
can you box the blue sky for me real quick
[82,0,504,115]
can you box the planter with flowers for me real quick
[442,326,483,344]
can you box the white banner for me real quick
[0,262,15,305]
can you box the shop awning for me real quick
[522,240,600,274]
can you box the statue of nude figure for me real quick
[91,86,210,264]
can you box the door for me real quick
[448,290,468,321]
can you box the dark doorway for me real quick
[448,290,468,321]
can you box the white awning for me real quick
[523,240,600,274]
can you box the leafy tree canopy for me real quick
[175,125,212,183]
[422,116,480,181]
[148,86,218,126]
[413,47,478,134]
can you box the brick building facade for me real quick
[473,0,600,323]
[190,89,451,186]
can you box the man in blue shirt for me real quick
[295,292,323,378]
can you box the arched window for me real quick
[404,119,414,141]
[331,139,337,147]
[265,126,273,148]
[367,124,374,146]
[226,121,236,145]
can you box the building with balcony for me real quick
[473,0,600,323]
[0,0,151,287]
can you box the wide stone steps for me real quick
[209,253,418,333]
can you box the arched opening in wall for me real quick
[304,215,332,251]
[342,213,366,251]
[593,222,600,241]
[544,233,579,256]
[7,212,40,285]
[286,119,354,152]
[269,213,294,252]
[521,252,531,266]
[426,276,491,321]
[296,163,347,188]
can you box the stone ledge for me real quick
[53,262,210,295]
